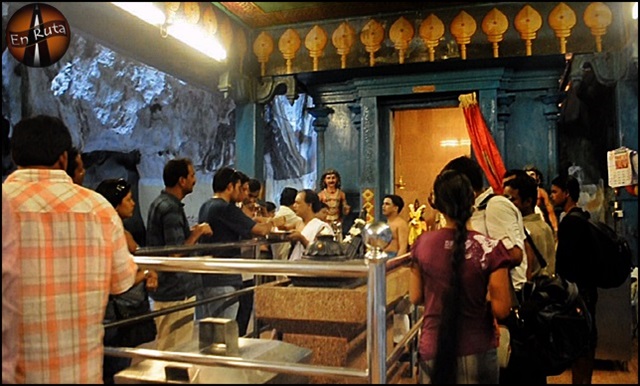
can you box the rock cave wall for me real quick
[2,32,237,225]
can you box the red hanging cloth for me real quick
[459,93,507,194]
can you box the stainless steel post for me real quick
[363,222,393,384]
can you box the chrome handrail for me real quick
[134,239,271,257]
[107,239,417,383]
[104,346,369,380]
[133,255,369,277]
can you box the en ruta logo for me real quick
[5,3,70,68]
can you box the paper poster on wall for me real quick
[607,147,635,188]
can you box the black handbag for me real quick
[108,281,157,348]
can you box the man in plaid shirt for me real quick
[3,115,138,383]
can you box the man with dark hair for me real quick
[4,115,137,383]
[550,174,597,384]
[501,170,557,385]
[264,201,276,216]
[66,146,85,185]
[289,189,334,261]
[524,165,558,235]
[504,170,556,278]
[443,157,527,290]
[146,157,212,350]
[275,187,303,230]
[196,167,279,325]
[271,187,303,261]
[236,176,267,336]
[241,178,263,218]
[382,194,409,257]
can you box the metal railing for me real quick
[105,241,417,383]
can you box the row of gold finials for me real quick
[251,2,615,76]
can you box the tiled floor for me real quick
[547,339,638,384]
[395,338,638,384]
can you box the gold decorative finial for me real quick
[253,31,274,77]
[389,16,415,64]
[360,19,385,67]
[583,2,612,53]
[514,5,543,56]
[549,2,577,54]
[278,28,301,75]
[482,8,509,58]
[305,25,328,72]
[450,11,477,60]
[419,14,445,62]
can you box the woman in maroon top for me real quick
[409,169,512,384]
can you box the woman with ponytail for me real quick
[409,169,512,384]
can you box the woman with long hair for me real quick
[96,178,158,384]
[409,169,512,384]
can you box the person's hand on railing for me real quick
[270,216,286,229]
[192,222,213,238]
[144,269,158,292]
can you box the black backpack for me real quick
[568,212,633,289]
[509,274,593,376]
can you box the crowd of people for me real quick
[2,114,601,384]
[409,155,599,384]
[0,114,407,383]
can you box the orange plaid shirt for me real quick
[3,169,137,383]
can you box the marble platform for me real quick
[254,266,410,383]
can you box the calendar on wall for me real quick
[607,147,637,188]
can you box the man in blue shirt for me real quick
[196,167,277,324]
[147,158,212,350]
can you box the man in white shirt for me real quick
[443,157,527,291]
[288,189,334,261]
[274,187,303,230]
[271,187,303,260]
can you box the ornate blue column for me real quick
[359,97,379,222]
[496,92,516,159]
[537,90,563,178]
[308,105,334,175]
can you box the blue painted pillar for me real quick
[359,96,380,222]
[496,92,516,164]
[540,91,562,179]
[308,105,334,175]
[235,102,264,180]
[613,75,638,266]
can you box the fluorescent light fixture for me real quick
[440,139,471,147]
[167,22,227,61]
[110,2,226,61]
[111,2,165,25]
[633,3,638,20]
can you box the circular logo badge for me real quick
[5,3,70,68]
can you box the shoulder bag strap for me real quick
[524,228,548,269]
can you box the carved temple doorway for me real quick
[392,107,471,229]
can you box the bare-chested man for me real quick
[381,194,409,257]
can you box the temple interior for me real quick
[2,2,638,384]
